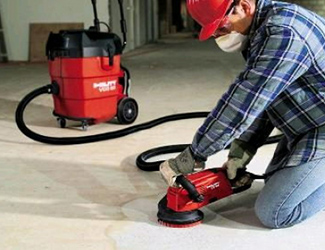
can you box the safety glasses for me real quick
[213,0,237,37]
[225,0,237,17]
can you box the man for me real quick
[160,0,325,229]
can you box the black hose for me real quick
[136,144,189,171]
[15,84,209,145]
[136,134,283,172]
[15,84,283,171]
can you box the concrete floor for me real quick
[1,34,325,250]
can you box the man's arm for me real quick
[191,24,311,160]
[231,110,275,156]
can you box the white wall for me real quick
[0,0,109,61]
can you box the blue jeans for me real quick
[255,157,325,229]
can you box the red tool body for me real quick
[158,168,253,228]
[167,168,233,212]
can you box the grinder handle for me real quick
[176,175,204,203]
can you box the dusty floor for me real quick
[1,34,324,250]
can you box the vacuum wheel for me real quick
[81,120,89,131]
[117,97,138,124]
[57,117,66,128]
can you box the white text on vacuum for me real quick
[207,182,220,190]
[93,80,117,92]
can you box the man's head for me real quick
[187,0,256,41]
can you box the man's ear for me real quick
[240,0,255,16]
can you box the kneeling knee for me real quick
[254,202,293,229]
[255,204,279,229]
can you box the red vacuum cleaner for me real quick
[47,0,137,130]
[157,168,264,228]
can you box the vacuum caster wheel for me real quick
[117,97,138,124]
[57,117,66,128]
[81,121,89,131]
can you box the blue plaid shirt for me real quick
[191,0,325,167]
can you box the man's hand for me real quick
[222,158,253,187]
[160,147,205,186]
[223,139,257,184]
[222,158,246,180]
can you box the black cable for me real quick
[117,0,127,50]
[100,22,111,32]
[91,0,100,31]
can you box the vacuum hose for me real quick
[136,135,282,171]
[15,84,283,171]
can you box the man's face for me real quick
[213,0,256,38]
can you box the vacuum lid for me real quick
[46,30,123,60]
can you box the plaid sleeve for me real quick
[191,25,311,159]
[236,110,274,148]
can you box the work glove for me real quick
[160,147,205,187]
[223,139,257,186]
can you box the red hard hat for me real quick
[187,0,233,41]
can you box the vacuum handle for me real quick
[117,0,127,50]
[91,0,100,31]
[176,175,204,203]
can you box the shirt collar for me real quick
[248,0,273,39]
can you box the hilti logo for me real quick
[93,80,116,92]
[207,182,220,190]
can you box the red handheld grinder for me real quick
[157,168,262,228]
